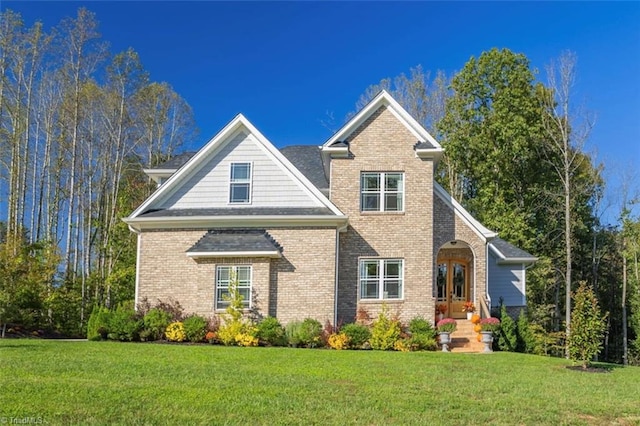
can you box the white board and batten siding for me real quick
[488,250,526,307]
[159,131,322,209]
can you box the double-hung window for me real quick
[229,162,252,204]
[360,172,404,212]
[215,265,252,310]
[359,259,404,300]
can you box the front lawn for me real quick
[1,340,639,425]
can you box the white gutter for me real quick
[186,251,281,259]
[123,215,349,232]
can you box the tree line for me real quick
[356,49,639,364]
[0,8,197,336]
[1,9,638,365]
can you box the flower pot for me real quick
[438,313,444,321]
[481,331,493,353]
[438,332,451,352]
[466,312,473,320]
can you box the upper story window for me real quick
[229,162,252,204]
[360,172,404,212]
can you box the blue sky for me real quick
[5,1,640,221]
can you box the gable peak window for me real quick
[361,172,404,212]
[229,162,252,204]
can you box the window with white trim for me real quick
[215,265,252,309]
[360,172,404,212]
[359,259,403,300]
[229,162,252,203]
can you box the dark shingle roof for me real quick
[490,238,536,260]
[139,207,336,218]
[414,141,436,150]
[279,145,328,190]
[187,229,281,254]
[155,151,196,169]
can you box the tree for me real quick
[437,48,549,251]
[540,51,596,355]
[567,282,607,368]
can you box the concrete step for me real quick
[439,319,485,353]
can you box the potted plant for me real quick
[436,304,447,321]
[479,317,500,353]
[436,318,457,352]
[462,301,475,320]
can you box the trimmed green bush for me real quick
[285,321,303,347]
[87,306,111,341]
[408,316,436,338]
[256,316,286,346]
[107,301,142,342]
[299,318,323,348]
[498,304,517,352]
[141,308,173,341]
[340,323,371,349]
[568,282,607,369]
[183,315,208,342]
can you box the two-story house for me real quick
[123,91,536,325]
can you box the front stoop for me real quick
[449,320,484,353]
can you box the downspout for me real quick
[333,228,340,327]
[485,242,491,312]
[128,224,142,310]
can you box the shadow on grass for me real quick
[566,361,624,373]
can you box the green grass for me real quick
[1,340,639,425]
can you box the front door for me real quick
[436,260,470,319]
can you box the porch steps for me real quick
[449,319,484,353]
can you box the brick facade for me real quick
[137,227,336,325]
[433,195,487,308]
[330,106,436,323]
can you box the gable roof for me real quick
[124,114,346,231]
[433,181,498,242]
[489,237,538,264]
[321,90,444,160]
[280,145,329,191]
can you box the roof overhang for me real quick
[186,250,282,259]
[415,147,445,161]
[489,243,538,265]
[433,182,498,243]
[123,215,350,232]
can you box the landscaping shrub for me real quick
[568,282,607,369]
[394,334,437,352]
[235,326,259,347]
[328,333,349,350]
[516,309,536,353]
[165,321,186,342]
[183,315,208,342]
[298,318,323,348]
[340,323,371,349]
[370,306,402,350]
[218,320,245,346]
[408,316,435,338]
[87,305,111,341]
[137,298,184,321]
[497,304,517,352]
[256,316,286,346]
[107,301,142,341]
[285,320,303,347]
[141,308,173,341]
